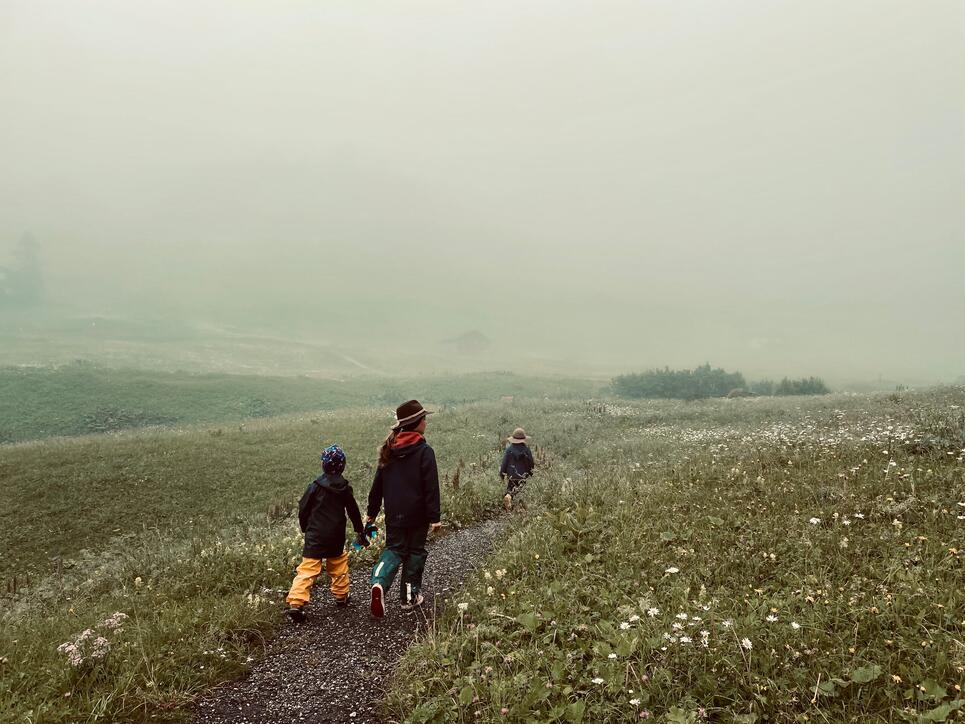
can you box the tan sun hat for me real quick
[507,427,529,444]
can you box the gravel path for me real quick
[195,518,504,724]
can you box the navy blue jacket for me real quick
[367,438,441,528]
[299,473,364,558]
[500,443,535,483]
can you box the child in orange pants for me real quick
[286,444,368,622]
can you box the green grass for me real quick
[0,362,599,443]
[387,390,965,722]
[3,387,964,721]
[0,396,580,721]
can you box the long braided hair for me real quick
[377,418,423,469]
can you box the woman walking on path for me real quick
[367,400,442,618]
[500,427,535,511]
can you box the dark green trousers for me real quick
[370,524,429,604]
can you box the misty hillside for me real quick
[2,1,963,381]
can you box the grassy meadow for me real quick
[0,363,597,443]
[387,390,965,723]
[1,377,963,722]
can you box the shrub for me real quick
[750,379,775,396]
[750,377,830,396]
[612,364,745,400]
[774,376,830,395]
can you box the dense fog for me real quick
[2,1,963,382]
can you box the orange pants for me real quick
[286,553,350,608]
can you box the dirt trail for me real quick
[196,518,504,723]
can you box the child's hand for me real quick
[355,531,371,548]
[430,522,443,534]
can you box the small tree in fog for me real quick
[0,233,45,308]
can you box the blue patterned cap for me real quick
[320,444,346,474]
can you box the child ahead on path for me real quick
[285,445,369,623]
[500,427,534,511]
[367,400,442,618]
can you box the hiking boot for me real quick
[285,607,306,624]
[503,493,513,511]
[400,593,425,611]
[334,593,351,607]
[370,584,386,618]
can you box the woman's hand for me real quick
[430,522,443,534]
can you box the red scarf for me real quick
[392,431,424,448]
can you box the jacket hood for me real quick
[318,473,349,492]
[389,433,426,458]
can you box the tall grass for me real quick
[387,390,965,722]
[4,389,963,721]
[1,397,586,721]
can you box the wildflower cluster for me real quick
[56,612,128,668]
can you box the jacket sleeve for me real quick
[524,447,535,476]
[367,467,384,520]
[422,446,441,524]
[499,447,509,478]
[345,486,364,534]
[297,483,316,533]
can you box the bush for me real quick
[750,377,830,396]
[750,379,775,396]
[612,364,745,400]
[775,376,830,395]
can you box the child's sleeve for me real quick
[345,486,364,534]
[366,467,384,520]
[297,482,316,533]
[422,446,441,524]
[499,447,509,479]
[525,447,535,476]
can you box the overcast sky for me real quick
[1,1,963,380]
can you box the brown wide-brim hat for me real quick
[507,427,530,444]
[391,399,435,430]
